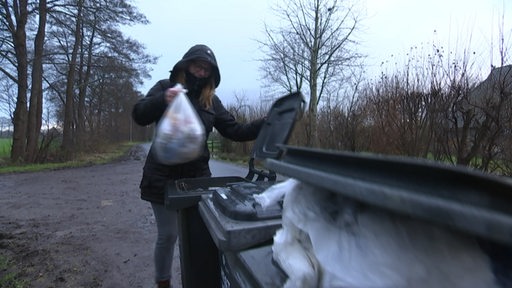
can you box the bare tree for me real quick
[259,0,363,147]
[316,68,365,151]
[25,0,46,162]
[42,0,151,158]
[59,0,82,159]
[0,0,29,162]
[0,0,153,162]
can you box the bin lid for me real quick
[252,92,304,160]
[265,145,512,246]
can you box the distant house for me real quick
[454,65,512,127]
[469,65,512,108]
[449,65,512,167]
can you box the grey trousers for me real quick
[151,203,178,282]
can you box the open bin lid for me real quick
[251,91,304,160]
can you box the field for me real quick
[0,138,11,158]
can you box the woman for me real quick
[132,44,265,288]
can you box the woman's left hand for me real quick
[165,86,187,104]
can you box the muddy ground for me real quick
[0,145,182,288]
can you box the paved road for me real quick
[0,144,260,288]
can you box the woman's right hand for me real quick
[165,87,180,104]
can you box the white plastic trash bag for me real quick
[253,179,295,208]
[153,84,205,165]
[256,178,498,288]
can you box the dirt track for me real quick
[0,145,181,288]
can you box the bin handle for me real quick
[245,158,277,182]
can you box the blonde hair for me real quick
[175,71,215,109]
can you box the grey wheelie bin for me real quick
[164,91,304,288]
[266,145,512,287]
[206,146,512,288]
[201,144,512,287]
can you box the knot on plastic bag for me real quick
[153,84,205,165]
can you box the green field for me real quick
[0,138,11,158]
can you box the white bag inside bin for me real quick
[256,179,498,288]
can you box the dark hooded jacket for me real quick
[132,44,264,204]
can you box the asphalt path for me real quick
[0,144,265,288]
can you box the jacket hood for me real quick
[170,44,221,87]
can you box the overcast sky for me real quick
[125,0,510,104]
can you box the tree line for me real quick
[0,0,152,163]
[227,0,512,176]
[224,51,512,176]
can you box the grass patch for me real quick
[0,255,26,288]
[0,138,11,158]
[0,142,137,174]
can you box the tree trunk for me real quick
[26,0,47,162]
[76,23,96,148]
[307,6,320,148]
[9,0,29,163]
[308,82,319,147]
[61,0,83,159]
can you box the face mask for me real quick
[185,70,208,93]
